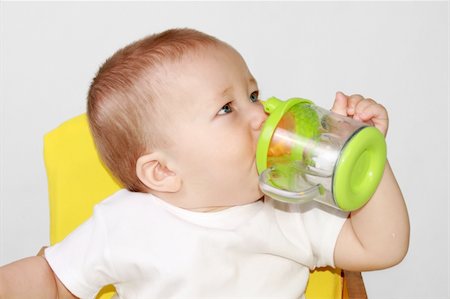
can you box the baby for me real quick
[0,28,409,298]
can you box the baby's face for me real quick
[161,44,267,211]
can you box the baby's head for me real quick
[88,28,267,211]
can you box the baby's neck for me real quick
[186,206,232,213]
[150,190,264,213]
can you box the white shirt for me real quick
[45,189,348,299]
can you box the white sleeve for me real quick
[297,201,349,268]
[44,205,117,299]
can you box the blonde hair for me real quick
[87,28,222,192]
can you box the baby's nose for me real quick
[250,101,268,131]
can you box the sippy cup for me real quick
[256,97,387,211]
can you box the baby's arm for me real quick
[0,256,77,299]
[332,92,410,271]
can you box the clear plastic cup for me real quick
[256,97,386,211]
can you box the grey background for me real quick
[1,2,448,298]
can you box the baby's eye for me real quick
[217,102,233,115]
[250,91,259,103]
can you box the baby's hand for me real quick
[331,91,389,136]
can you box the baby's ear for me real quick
[136,152,181,193]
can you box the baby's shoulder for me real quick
[94,189,165,222]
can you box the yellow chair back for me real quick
[44,114,343,299]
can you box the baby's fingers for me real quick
[355,99,389,136]
[331,91,349,116]
[346,94,365,117]
[353,98,377,122]
[332,92,365,117]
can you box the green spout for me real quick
[262,97,283,114]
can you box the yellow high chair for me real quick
[42,114,367,299]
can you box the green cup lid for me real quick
[333,126,387,211]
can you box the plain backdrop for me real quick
[0,2,448,298]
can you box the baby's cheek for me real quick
[231,143,254,164]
